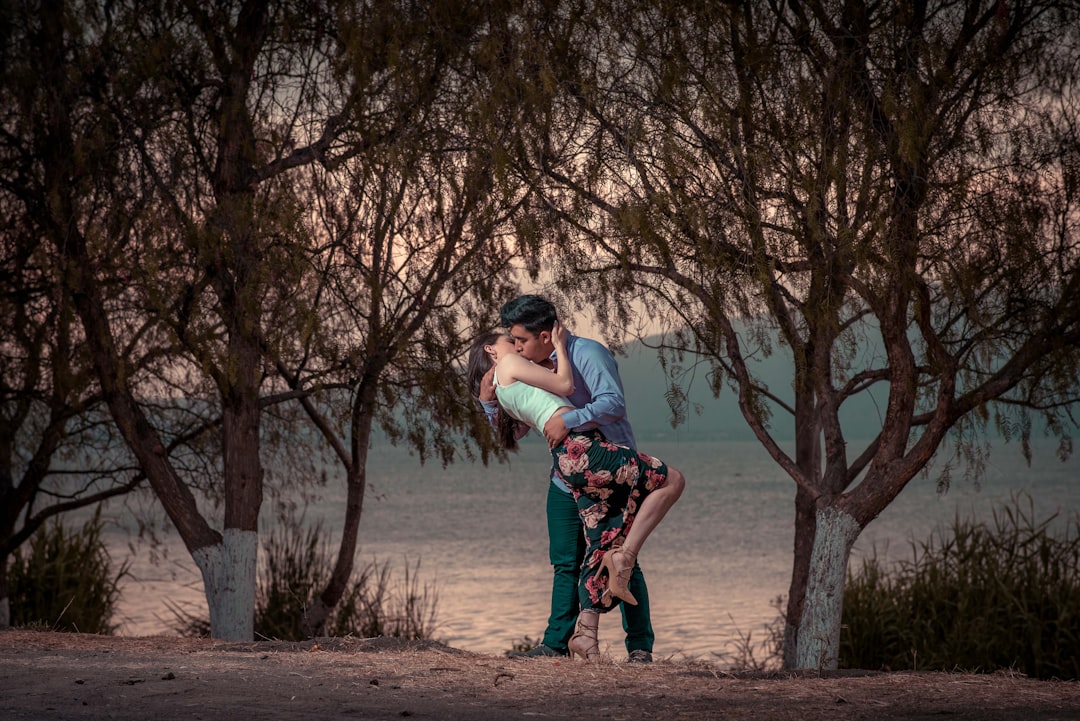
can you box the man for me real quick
[480,295,654,663]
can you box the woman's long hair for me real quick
[466,331,522,451]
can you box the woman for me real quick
[467,323,685,661]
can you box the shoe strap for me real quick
[576,620,598,633]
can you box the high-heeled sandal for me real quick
[568,613,600,662]
[599,548,638,606]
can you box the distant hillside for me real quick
[615,334,888,442]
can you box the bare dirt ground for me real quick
[1,629,1079,721]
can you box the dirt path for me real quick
[1,630,1078,720]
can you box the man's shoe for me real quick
[627,649,653,664]
[507,643,569,658]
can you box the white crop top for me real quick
[494,371,572,430]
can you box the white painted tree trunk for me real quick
[192,529,258,641]
[794,506,862,670]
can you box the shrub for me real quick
[8,509,129,634]
[715,596,787,672]
[171,519,438,641]
[841,494,1080,679]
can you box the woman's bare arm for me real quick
[497,322,574,396]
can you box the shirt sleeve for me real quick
[482,398,531,440]
[481,398,500,424]
[558,340,627,431]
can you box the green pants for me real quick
[541,481,654,653]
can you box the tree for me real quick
[3,0,528,640]
[518,0,1080,668]
[0,0,159,627]
[0,203,144,628]
[3,0,369,640]
[268,1,526,636]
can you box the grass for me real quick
[8,509,129,635]
[841,494,1080,679]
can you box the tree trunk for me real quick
[302,384,377,637]
[783,485,817,668]
[301,460,370,637]
[783,377,822,668]
[193,529,258,641]
[0,566,9,628]
[794,505,861,670]
[214,332,264,640]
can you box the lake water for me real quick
[104,437,1079,662]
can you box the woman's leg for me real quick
[567,609,600,661]
[602,464,685,605]
[621,466,685,555]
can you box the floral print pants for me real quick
[550,429,670,612]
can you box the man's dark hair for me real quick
[500,295,557,334]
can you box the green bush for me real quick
[841,495,1080,679]
[172,520,438,641]
[8,509,129,634]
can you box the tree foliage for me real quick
[265,0,527,635]
[1,0,523,640]
[513,0,1080,668]
[7,0,1075,663]
[0,0,162,627]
